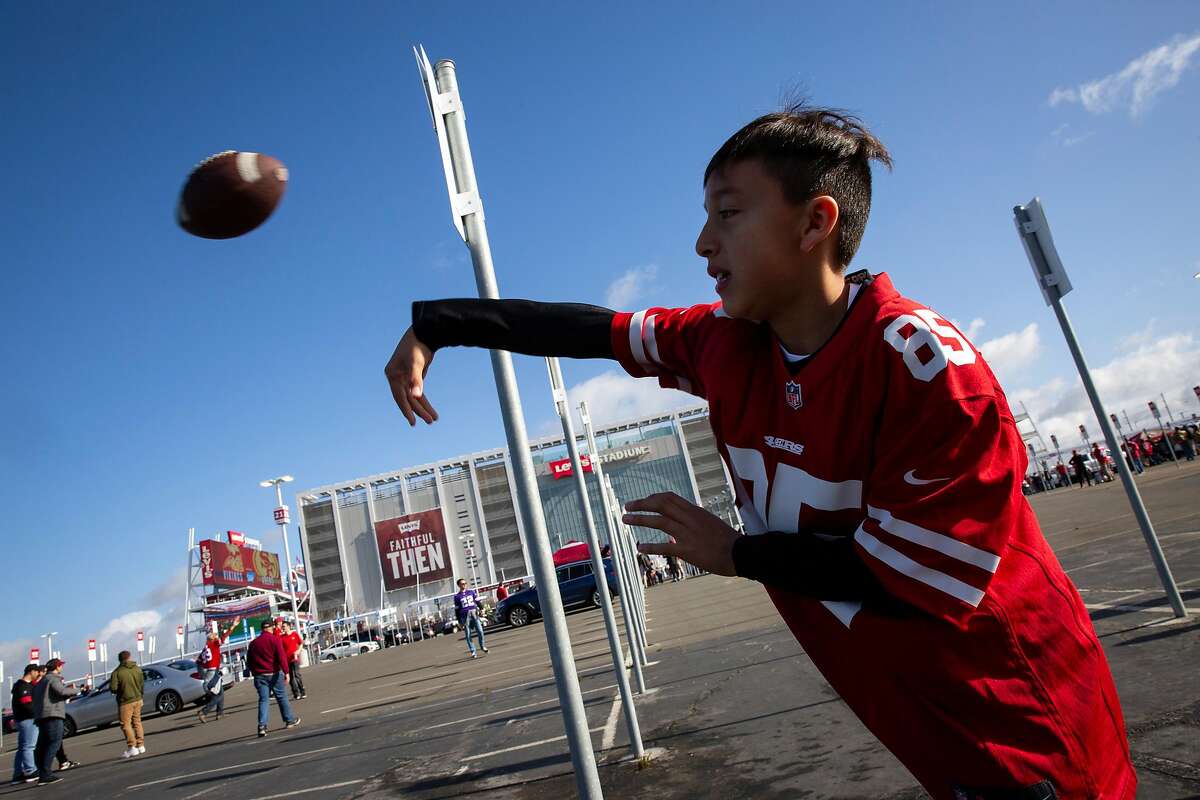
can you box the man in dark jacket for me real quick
[110,651,145,758]
[246,621,300,737]
[32,659,77,785]
[9,664,41,784]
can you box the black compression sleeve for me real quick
[731,532,882,601]
[412,299,616,359]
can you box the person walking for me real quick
[9,664,41,785]
[246,621,300,737]
[1068,449,1091,487]
[110,650,145,759]
[280,620,307,700]
[1091,443,1112,481]
[196,616,240,723]
[32,659,76,786]
[454,578,488,659]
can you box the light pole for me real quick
[260,475,303,636]
[41,632,57,662]
[459,534,481,587]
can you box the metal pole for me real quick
[581,402,647,692]
[606,477,648,651]
[548,361,644,756]
[1014,200,1186,617]
[1161,393,1177,426]
[416,48,603,796]
[275,482,304,634]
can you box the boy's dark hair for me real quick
[118,650,131,662]
[704,102,893,269]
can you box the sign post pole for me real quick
[1014,198,1185,617]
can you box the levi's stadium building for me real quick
[295,403,739,622]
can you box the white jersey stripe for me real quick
[854,527,985,607]
[628,310,651,369]
[867,505,1000,573]
[643,314,662,366]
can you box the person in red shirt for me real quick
[280,620,307,700]
[196,615,239,723]
[384,105,1135,798]
[246,622,299,737]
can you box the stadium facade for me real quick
[296,403,737,622]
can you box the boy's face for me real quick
[696,159,835,323]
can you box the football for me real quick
[177,151,288,239]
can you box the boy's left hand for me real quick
[623,493,739,577]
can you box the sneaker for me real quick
[37,775,62,785]
[285,717,301,729]
[257,726,268,738]
[121,748,138,759]
[196,709,208,723]
[470,652,477,659]
[299,693,307,699]
[24,774,39,784]
[136,746,145,755]
[58,760,79,771]
[482,647,489,654]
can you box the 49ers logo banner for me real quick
[199,540,282,591]
[375,509,453,591]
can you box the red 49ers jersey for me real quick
[611,273,1134,799]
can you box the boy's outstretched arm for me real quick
[385,298,615,426]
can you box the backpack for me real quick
[196,645,211,666]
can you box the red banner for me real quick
[375,509,453,591]
[549,455,592,480]
[199,539,283,591]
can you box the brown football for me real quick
[177,151,288,239]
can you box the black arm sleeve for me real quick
[731,532,883,601]
[412,298,616,359]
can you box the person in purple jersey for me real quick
[453,578,488,659]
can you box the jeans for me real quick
[464,614,486,654]
[288,660,305,698]
[10,718,36,780]
[33,718,63,781]
[202,669,224,715]
[253,672,295,728]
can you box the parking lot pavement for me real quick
[5,460,1196,799]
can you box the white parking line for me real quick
[325,662,617,715]
[126,745,347,789]
[367,645,617,691]
[423,683,618,731]
[463,726,607,762]
[600,693,622,751]
[244,780,365,800]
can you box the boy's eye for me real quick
[718,209,739,220]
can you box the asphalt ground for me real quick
[3,459,1197,799]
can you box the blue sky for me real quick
[2,2,1198,674]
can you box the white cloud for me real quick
[565,369,697,429]
[979,323,1040,386]
[1048,33,1200,117]
[0,637,40,672]
[1009,331,1200,448]
[605,264,658,309]
[1049,123,1095,147]
[964,318,986,342]
[98,610,163,644]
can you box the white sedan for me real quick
[318,639,381,661]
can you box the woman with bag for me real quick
[196,616,240,723]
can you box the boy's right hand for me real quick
[385,327,440,426]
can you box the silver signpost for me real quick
[547,360,645,757]
[1013,198,1186,617]
[414,46,603,796]
[580,402,648,690]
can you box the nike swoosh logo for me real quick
[903,469,950,486]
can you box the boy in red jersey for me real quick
[384,104,1135,799]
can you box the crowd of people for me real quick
[1026,422,1199,493]
[10,659,86,786]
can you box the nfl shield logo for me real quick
[784,380,802,410]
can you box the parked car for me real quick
[62,665,206,737]
[161,658,235,690]
[318,639,381,661]
[496,558,619,628]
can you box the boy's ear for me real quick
[799,195,839,254]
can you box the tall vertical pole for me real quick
[416,48,603,796]
[1014,198,1185,617]
[1161,393,1176,426]
[274,482,304,635]
[547,360,644,756]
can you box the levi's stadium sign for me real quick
[549,445,651,480]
